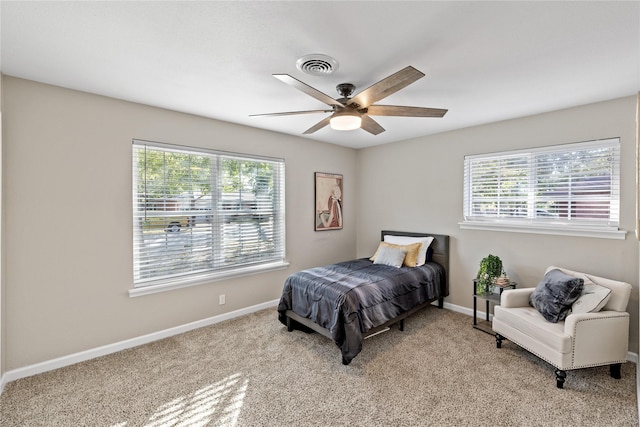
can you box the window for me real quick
[132,140,286,294]
[462,138,623,238]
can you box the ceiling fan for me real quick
[250,66,447,135]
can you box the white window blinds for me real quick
[132,140,285,287]
[463,138,620,229]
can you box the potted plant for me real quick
[476,254,503,295]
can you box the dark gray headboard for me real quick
[381,230,450,294]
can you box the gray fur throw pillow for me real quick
[529,269,584,323]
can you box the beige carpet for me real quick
[0,307,637,426]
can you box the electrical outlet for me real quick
[219,294,226,305]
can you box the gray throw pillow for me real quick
[529,269,584,323]
[373,246,407,268]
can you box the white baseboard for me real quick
[0,299,279,394]
[2,299,638,395]
[441,300,639,364]
[441,300,479,318]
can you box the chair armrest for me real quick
[564,310,630,337]
[500,288,534,308]
[564,310,630,367]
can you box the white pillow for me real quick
[383,235,434,266]
[372,245,407,268]
[571,282,612,314]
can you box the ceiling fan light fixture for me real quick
[255,66,445,136]
[330,110,361,131]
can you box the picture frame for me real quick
[315,172,343,231]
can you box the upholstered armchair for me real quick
[493,266,631,388]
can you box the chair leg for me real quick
[495,333,503,348]
[610,363,622,379]
[555,369,566,388]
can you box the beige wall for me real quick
[0,75,4,377]
[2,75,639,373]
[356,95,640,353]
[2,76,357,369]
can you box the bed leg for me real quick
[286,317,293,332]
[399,319,405,331]
[438,297,444,309]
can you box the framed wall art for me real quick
[315,172,343,231]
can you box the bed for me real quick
[277,231,449,365]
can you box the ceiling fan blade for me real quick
[303,116,332,134]
[348,66,425,108]
[367,105,448,117]
[250,109,333,118]
[360,115,385,135]
[273,74,344,108]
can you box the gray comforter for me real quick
[277,258,446,364]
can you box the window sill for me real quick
[129,260,290,297]
[458,221,627,240]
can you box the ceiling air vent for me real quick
[296,54,338,76]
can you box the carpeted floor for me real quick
[0,307,637,426]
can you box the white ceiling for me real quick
[1,1,639,149]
